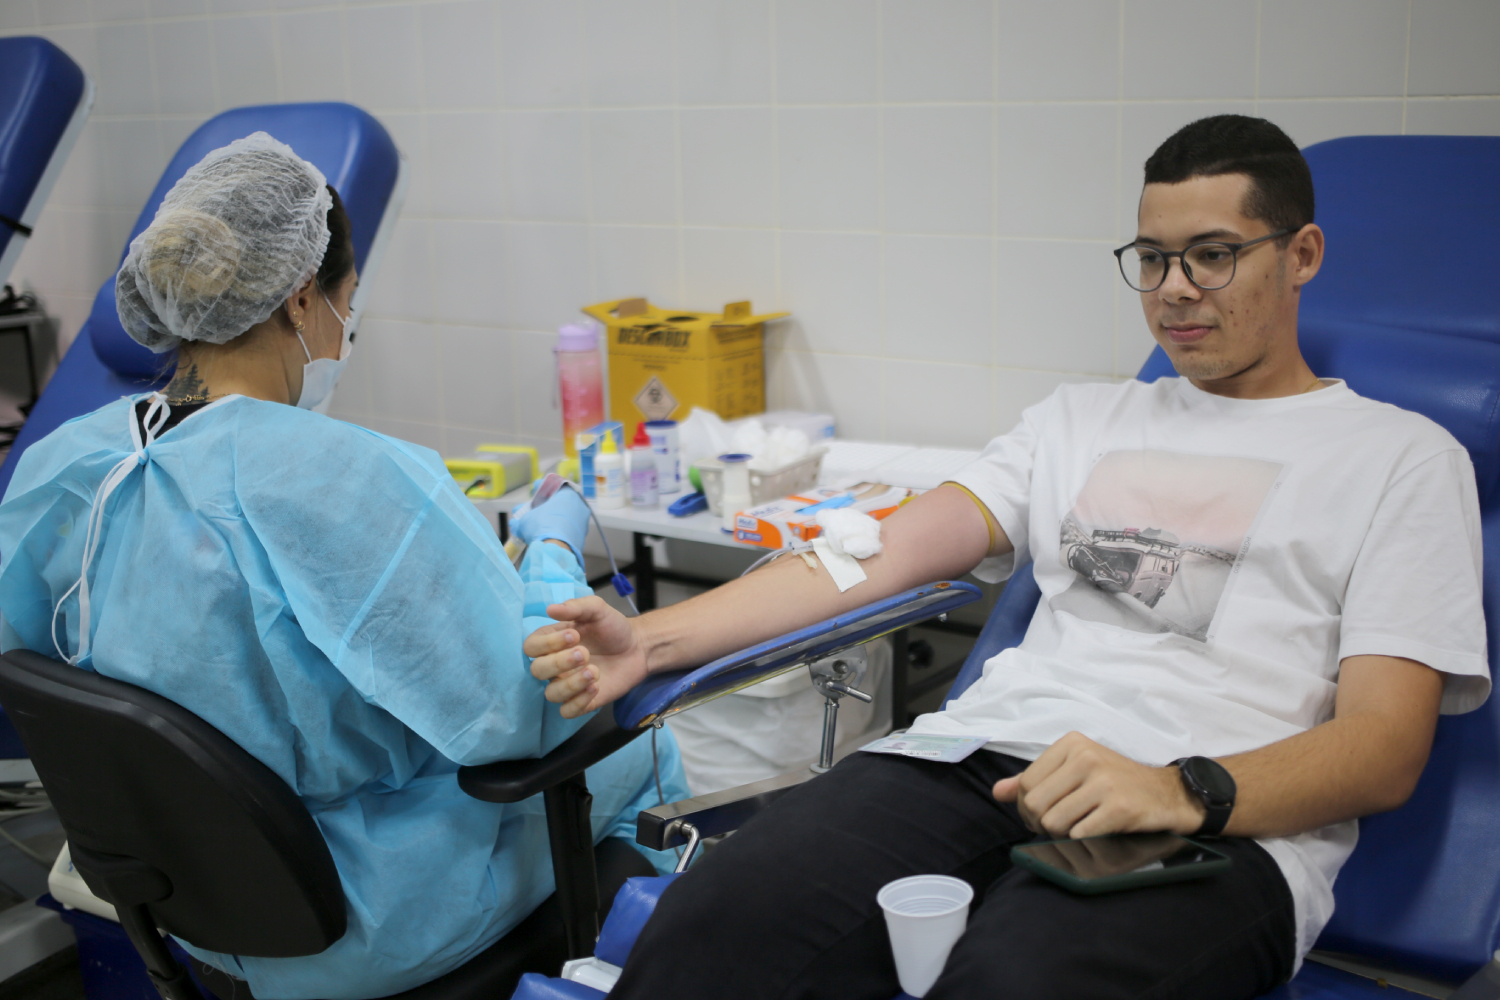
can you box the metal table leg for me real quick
[891,627,910,730]
[633,532,657,611]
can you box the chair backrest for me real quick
[942,134,1500,980]
[0,649,346,957]
[1298,135,1500,347]
[0,101,404,499]
[0,36,88,286]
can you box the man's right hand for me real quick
[524,596,647,719]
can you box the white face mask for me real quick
[295,291,354,413]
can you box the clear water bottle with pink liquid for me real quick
[556,322,605,458]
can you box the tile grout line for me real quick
[1400,0,1412,133]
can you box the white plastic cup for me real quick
[877,875,973,998]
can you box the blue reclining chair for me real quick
[0,101,406,501]
[0,36,91,760]
[0,36,92,288]
[507,135,1500,999]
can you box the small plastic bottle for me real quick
[629,423,658,508]
[594,432,626,509]
[556,323,605,459]
[718,453,753,533]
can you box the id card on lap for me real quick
[859,733,991,763]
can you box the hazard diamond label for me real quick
[634,376,678,420]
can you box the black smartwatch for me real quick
[1171,756,1236,838]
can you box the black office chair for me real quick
[0,648,654,1000]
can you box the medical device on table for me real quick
[445,445,539,499]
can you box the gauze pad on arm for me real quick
[816,508,884,559]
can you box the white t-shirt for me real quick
[910,376,1491,964]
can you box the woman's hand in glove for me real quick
[511,484,592,564]
[524,596,650,718]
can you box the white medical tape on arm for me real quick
[52,394,170,665]
[812,535,867,593]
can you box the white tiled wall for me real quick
[5,0,1500,455]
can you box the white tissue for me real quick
[815,508,884,559]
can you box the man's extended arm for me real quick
[524,484,1004,718]
[993,653,1444,839]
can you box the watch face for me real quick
[1184,757,1236,804]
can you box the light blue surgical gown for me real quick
[0,394,688,1000]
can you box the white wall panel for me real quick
[882,105,994,236]
[4,0,1500,453]
[880,0,994,104]
[776,106,880,231]
[773,0,878,105]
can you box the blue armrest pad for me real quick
[614,581,983,729]
[509,975,606,1000]
[594,875,680,969]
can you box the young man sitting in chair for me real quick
[525,115,1492,1000]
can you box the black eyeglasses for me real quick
[1113,229,1291,293]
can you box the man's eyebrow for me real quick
[1132,228,1243,247]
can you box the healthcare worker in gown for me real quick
[0,133,687,999]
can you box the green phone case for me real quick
[1010,834,1232,895]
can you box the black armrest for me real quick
[457,711,645,804]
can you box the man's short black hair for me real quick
[1144,115,1314,239]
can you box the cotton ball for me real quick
[731,419,767,458]
[815,508,884,559]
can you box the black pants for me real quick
[611,751,1295,1000]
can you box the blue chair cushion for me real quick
[1260,960,1431,999]
[0,37,86,261]
[1300,136,1500,346]
[593,875,679,969]
[508,975,606,1000]
[88,101,400,380]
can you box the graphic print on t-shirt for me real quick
[1051,450,1283,642]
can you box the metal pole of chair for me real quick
[542,773,602,960]
[114,904,204,1000]
[808,653,873,774]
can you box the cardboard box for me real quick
[732,484,918,550]
[582,298,789,427]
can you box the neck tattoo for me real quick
[165,361,220,405]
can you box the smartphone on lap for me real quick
[1010,832,1231,894]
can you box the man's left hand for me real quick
[992,732,1206,839]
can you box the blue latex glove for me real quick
[511,483,591,564]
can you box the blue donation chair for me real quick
[0,36,92,288]
[508,135,1500,999]
[0,36,91,761]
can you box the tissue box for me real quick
[760,410,835,442]
[583,298,789,427]
[732,484,918,549]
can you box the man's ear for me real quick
[1290,223,1324,290]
